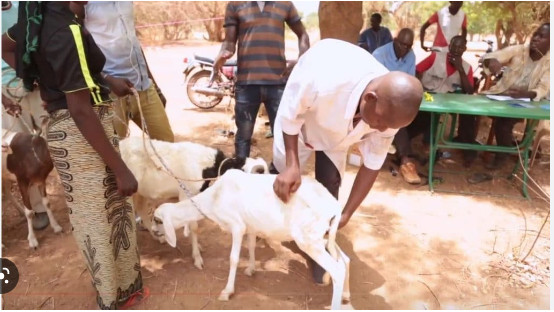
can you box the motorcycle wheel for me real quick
[186,71,223,109]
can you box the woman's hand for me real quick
[113,166,138,197]
[2,94,21,116]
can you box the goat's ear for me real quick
[162,212,177,248]
[221,156,246,174]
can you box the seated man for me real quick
[373,28,421,184]
[414,35,476,166]
[482,23,550,169]
[358,13,393,53]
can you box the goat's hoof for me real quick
[194,258,204,270]
[342,295,351,304]
[28,238,39,249]
[244,266,255,277]
[217,291,232,301]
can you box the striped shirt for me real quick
[7,3,110,113]
[224,1,301,85]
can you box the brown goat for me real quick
[2,123,62,249]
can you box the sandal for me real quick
[399,162,421,184]
[119,286,150,310]
[467,172,493,184]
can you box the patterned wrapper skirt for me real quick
[47,106,142,309]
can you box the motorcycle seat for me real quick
[194,55,237,66]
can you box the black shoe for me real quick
[485,156,506,170]
[462,150,478,168]
[32,212,50,231]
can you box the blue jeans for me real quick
[234,84,284,158]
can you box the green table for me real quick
[419,93,550,197]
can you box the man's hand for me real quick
[338,211,352,229]
[2,94,21,116]
[421,44,430,52]
[213,51,234,75]
[281,60,297,79]
[449,54,464,70]
[503,87,534,99]
[273,165,301,203]
[484,58,502,76]
[105,75,134,97]
[114,166,138,197]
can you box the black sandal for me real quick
[467,172,493,184]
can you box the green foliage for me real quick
[303,12,319,31]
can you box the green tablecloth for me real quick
[420,93,550,120]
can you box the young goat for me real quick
[152,169,350,309]
[119,136,268,269]
[2,128,62,249]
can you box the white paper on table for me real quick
[486,94,531,102]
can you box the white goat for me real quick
[152,169,350,309]
[119,136,268,269]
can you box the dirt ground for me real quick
[1,42,550,310]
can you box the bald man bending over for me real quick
[271,39,423,284]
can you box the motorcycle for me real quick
[183,55,237,109]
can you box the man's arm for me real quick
[273,133,301,203]
[338,166,379,229]
[420,21,431,51]
[282,21,310,78]
[461,26,467,40]
[452,58,473,94]
[213,25,237,75]
[290,21,310,57]
[358,30,370,51]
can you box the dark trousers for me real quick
[396,112,477,158]
[234,84,284,158]
[494,117,522,160]
[270,151,341,199]
[457,114,478,143]
[395,111,432,158]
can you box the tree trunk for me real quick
[318,2,363,44]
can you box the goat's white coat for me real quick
[153,169,350,309]
[119,136,268,269]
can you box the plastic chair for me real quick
[530,120,549,167]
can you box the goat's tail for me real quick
[326,208,342,259]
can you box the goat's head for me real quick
[217,156,268,176]
[242,157,268,174]
[152,201,203,248]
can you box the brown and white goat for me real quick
[2,125,62,249]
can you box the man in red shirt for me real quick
[411,36,477,166]
[420,1,467,52]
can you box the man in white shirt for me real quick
[71,2,174,142]
[273,38,422,224]
[272,39,423,284]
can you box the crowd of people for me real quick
[1,1,549,309]
[358,1,549,183]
